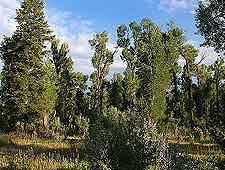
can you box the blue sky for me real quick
[45,0,200,43]
[0,0,220,75]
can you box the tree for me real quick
[41,58,57,128]
[117,19,185,121]
[108,73,126,111]
[195,0,225,52]
[117,24,139,112]
[51,38,70,122]
[89,32,115,114]
[51,38,88,135]
[0,0,52,131]
[208,58,225,121]
[180,45,199,125]
[196,0,225,149]
[197,64,212,119]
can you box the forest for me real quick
[0,0,225,169]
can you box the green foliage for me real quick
[0,0,53,131]
[195,0,225,52]
[51,38,88,136]
[89,32,115,114]
[74,115,90,138]
[49,115,63,135]
[108,73,127,111]
[41,58,57,128]
[85,107,155,170]
[7,161,16,170]
[1,0,225,168]
[78,161,92,170]
[117,19,185,121]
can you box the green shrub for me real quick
[85,109,155,170]
[79,161,92,170]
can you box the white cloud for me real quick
[0,0,18,41]
[0,0,125,76]
[178,46,221,68]
[0,1,97,75]
[196,46,221,65]
[158,0,193,11]
[46,8,95,75]
[0,0,19,70]
[186,39,199,48]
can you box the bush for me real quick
[84,109,155,170]
[49,115,64,135]
[79,161,92,170]
[65,115,89,138]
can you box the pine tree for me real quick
[0,0,52,130]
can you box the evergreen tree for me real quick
[0,0,52,130]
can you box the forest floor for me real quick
[0,134,81,169]
[0,134,225,169]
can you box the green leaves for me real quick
[195,0,225,52]
[89,32,115,114]
[0,0,53,130]
[117,18,185,121]
[51,38,87,135]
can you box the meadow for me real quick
[1,0,225,169]
[0,134,84,169]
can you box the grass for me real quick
[0,153,78,169]
[0,133,224,169]
[168,140,222,155]
[0,133,83,169]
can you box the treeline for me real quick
[0,0,225,169]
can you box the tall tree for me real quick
[117,19,185,121]
[117,24,139,112]
[51,38,70,122]
[51,38,87,134]
[0,0,52,130]
[41,58,57,128]
[195,0,225,52]
[208,58,225,120]
[180,45,199,125]
[89,32,115,114]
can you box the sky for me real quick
[0,0,220,76]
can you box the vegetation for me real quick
[0,0,225,169]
